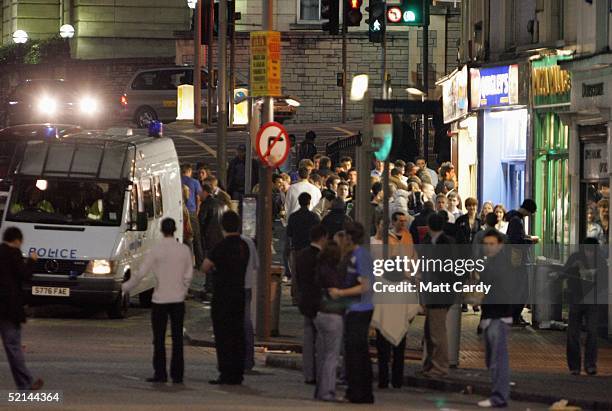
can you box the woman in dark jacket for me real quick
[0,227,43,390]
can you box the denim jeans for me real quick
[484,319,510,406]
[0,320,33,390]
[314,312,343,400]
[303,316,317,382]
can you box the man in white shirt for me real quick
[371,160,384,178]
[283,166,322,220]
[122,218,193,384]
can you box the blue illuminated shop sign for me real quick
[470,64,519,109]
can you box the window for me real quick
[132,72,159,90]
[298,0,320,21]
[130,184,139,223]
[153,176,163,218]
[141,178,154,218]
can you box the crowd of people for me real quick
[1,130,608,409]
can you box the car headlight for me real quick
[37,97,57,115]
[85,259,115,276]
[79,97,98,114]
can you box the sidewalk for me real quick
[186,279,612,409]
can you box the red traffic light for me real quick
[349,0,362,8]
[386,6,401,23]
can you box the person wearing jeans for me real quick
[0,227,43,391]
[477,229,514,408]
[329,222,375,404]
[122,218,193,384]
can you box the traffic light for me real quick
[321,0,340,35]
[201,0,240,44]
[366,0,386,43]
[345,0,363,27]
[386,0,425,27]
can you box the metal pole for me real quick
[341,18,347,123]
[194,0,203,127]
[382,159,390,259]
[356,92,372,236]
[256,0,274,340]
[217,0,228,185]
[229,1,236,126]
[206,0,214,125]
[381,25,387,99]
[422,0,430,161]
[245,99,257,194]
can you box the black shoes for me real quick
[208,379,242,385]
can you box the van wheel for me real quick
[138,288,153,308]
[135,106,157,128]
[107,290,129,319]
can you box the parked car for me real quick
[120,66,297,128]
[1,79,103,128]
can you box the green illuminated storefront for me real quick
[531,55,572,260]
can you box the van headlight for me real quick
[85,259,115,276]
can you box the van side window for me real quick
[153,176,163,218]
[141,178,154,219]
[130,184,139,222]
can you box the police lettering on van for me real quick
[29,247,77,259]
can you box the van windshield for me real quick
[6,178,125,226]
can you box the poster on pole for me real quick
[250,31,282,97]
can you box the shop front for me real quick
[560,53,612,338]
[470,64,530,211]
[531,54,573,260]
[438,65,477,203]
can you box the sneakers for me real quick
[477,399,507,408]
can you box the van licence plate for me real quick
[32,286,70,297]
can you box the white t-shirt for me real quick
[284,180,322,217]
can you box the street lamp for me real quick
[12,30,28,44]
[350,74,369,101]
[59,24,75,39]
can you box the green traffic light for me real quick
[404,10,416,22]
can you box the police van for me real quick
[0,128,183,318]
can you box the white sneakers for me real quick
[477,399,494,408]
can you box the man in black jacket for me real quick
[477,229,514,408]
[409,201,435,244]
[294,225,328,384]
[199,184,225,296]
[321,199,352,238]
[0,227,43,390]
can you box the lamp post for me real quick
[13,30,28,44]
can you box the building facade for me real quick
[442,0,611,337]
[176,0,462,123]
[1,0,190,59]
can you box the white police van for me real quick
[1,128,183,318]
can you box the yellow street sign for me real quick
[250,31,281,97]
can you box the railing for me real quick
[325,133,362,166]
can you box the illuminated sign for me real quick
[470,65,519,109]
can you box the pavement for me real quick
[185,280,612,410]
[0,300,549,411]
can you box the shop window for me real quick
[141,178,154,219]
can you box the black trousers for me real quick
[345,310,374,404]
[375,330,406,388]
[212,291,245,383]
[567,304,598,373]
[151,302,185,382]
